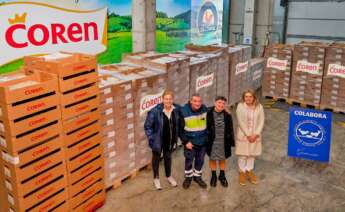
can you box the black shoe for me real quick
[183,177,192,189]
[210,171,217,187]
[219,172,229,187]
[193,177,207,189]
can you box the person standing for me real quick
[179,94,208,189]
[235,89,265,186]
[207,96,235,187]
[144,90,179,190]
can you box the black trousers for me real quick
[152,147,172,179]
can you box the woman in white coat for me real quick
[235,89,265,186]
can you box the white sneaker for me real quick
[167,176,177,187]
[153,178,162,190]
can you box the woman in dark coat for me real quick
[144,90,180,190]
[207,96,235,187]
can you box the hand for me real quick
[247,135,256,143]
[186,142,193,150]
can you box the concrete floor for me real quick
[99,100,345,212]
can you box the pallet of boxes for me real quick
[0,70,68,211]
[98,64,139,188]
[24,53,105,212]
[249,57,265,91]
[228,45,252,106]
[262,44,293,100]
[320,43,345,113]
[289,42,328,107]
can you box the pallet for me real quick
[106,169,137,191]
[137,162,152,172]
[264,95,288,103]
[320,105,345,114]
[287,99,320,110]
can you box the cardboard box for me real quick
[64,133,102,160]
[0,120,62,155]
[122,51,167,66]
[3,174,68,212]
[0,70,58,105]
[0,147,65,183]
[72,189,105,212]
[1,160,66,198]
[60,83,99,107]
[67,155,103,185]
[69,179,104,210]
[61,94,100,121]
[249,58,265,91]
[63,119,101,147]
[62,109,100,135]
[24,53,98,93]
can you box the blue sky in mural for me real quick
[157,0,190,17]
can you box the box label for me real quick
[140,91,164,116]
[267,57,288,71]
[327,63,345,78]
[196,73,214,91]
[296,60,321,75]
[235,61,249,75]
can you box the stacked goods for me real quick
[109,65,168,169]
[262,44,293,99]
[249,58,265,91]
[321,43,345,112]
[290,42,328,106]
[145,55,190,105]
[0,71,68,211]
[99,64,139,187]
[185,44,230,99]
[122,51,167,66]
[228,45,252,106]
[175,50,216,106]
[24,53,105,212]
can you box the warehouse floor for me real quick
[99,99,345,212]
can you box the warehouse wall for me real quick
[286,0,345,44]
[229,0,275,55]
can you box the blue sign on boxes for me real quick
[288,107,332,163]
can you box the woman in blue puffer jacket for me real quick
[144,90,180,190]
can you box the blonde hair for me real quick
[162,90,174,98]
[242,89,259,106]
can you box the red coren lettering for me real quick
[24,87,44,95]
[141,96,162,111]
[29,117,46,127]
[27,102,46,112]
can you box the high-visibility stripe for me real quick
[184,112,207,132]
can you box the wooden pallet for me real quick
[320,105,345,114]
[264,95,289,103]
[137,162,152,172]
[287,99,320,110]
[106,169,137,191]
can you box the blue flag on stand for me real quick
[288,107,332,163]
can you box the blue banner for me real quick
[288,107,332,163]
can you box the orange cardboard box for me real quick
[60,83,99,107]
[0,147,65,183]
[24,53,97,92]
[1,135,62,168]
[69,179,104,210]
[0,93,60,121]
[63,120,101,147]
[68,167,104,198]
[0,106,61,138]
[4,174,68,212]
[0,70,58,104]
[0,120,62,155]
[1,160,66,198]
[62,108,100,134]
[67,155,104,185]
[72,189,105,212]
[61,95,100,121]
[66,143,103,172]
[65,133,101,160]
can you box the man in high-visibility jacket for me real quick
[179,94,208,189]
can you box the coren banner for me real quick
[0,2,107,66]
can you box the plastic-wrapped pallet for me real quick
[262,44,293,99]
[228,45,252,106]
[185,44,230,99]
[145,55,190,105]
[249,58,265,91]
[290,42,328,106]
[320,43,345,113]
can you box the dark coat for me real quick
[144,103,180,152]
[206,107,235,158]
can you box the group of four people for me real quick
[144,89,265,190]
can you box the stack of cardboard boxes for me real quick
[228,45,252,106]
[321,43,345,112]
[24,53,105,212]
[0,71,68,211]
[290,42,328,106]
[262,44,293,99]
[249,58,265,91]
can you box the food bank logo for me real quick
[0,2,107,66]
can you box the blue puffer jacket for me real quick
[179,103,208,147]
[144,103,180,152]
